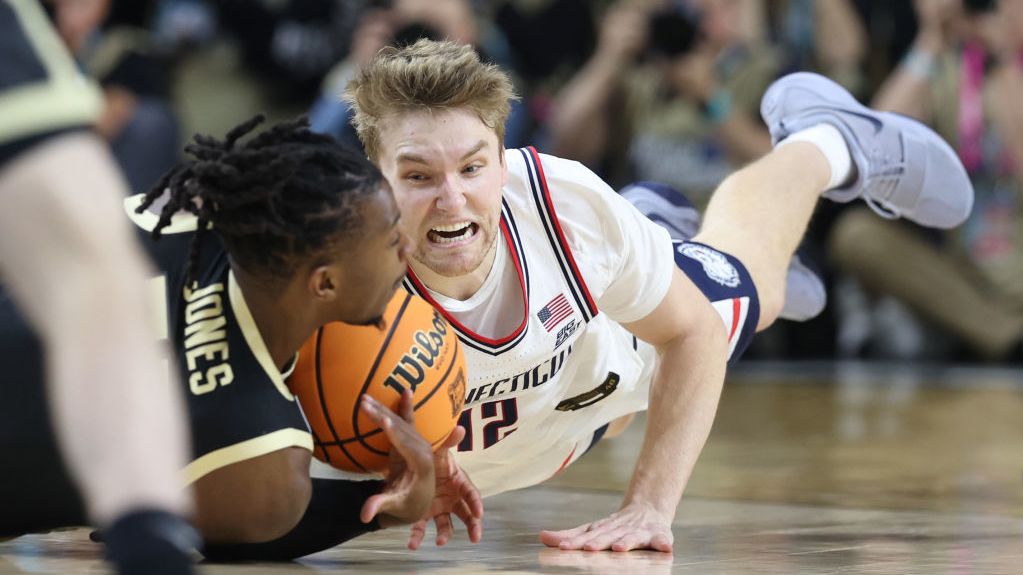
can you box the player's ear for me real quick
[309,265,341,301]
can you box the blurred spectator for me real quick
[489,0,605,135]
[548,0,777,204]
[47,0,180,194]
[152,0,218,51]
[766,0,867,94]
[855,0,921,95]
[829,0,1023,361]
[309,0,531,151]
[214,0,361,102]
[492,0,601,86]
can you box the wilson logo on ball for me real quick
[382,312,450,396]
[287,292,467,473]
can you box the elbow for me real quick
[661,298,730,365]
[194,449,313,544]
[688,295,732,365]
[238,471,312,543]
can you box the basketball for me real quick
[287,291,467,473]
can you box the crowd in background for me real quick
[43,0,1023,364]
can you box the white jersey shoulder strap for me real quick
[513,146,599,322]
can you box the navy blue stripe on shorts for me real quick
[671,240,759,365]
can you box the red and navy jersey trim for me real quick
[403,199,530,356]
[501,197,530,298]
[517,147,599,323]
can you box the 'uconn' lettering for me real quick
[464,345,574,405]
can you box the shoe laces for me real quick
[861,147,903,220]
[864,196,900,219]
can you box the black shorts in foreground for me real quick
[0,288,85,536]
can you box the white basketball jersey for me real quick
[402,148,677,497]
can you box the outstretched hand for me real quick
[358,392,435,527]
[539,501,673,553]
[407,426,484,550]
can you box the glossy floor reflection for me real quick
[3,361,1022,574]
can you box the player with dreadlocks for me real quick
[0,115,479,561]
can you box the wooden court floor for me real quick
[3,361,1021,574]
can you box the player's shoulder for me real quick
[124,193,199,235]
[503,148,636,252]
[504,146,594,178]
[503,147,613,203]
[123,192,217,276]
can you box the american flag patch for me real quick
[537,293,573,332]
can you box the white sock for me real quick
[777,123,854,190]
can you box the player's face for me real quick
[375,108,507,279]
[334,184,412,325]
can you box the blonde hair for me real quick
[344,39,517,161]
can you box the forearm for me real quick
[202,479,385,562]
[715,112,773,164]
[96,87,138,141]
[623,321,729,517]
[990,64,1023,187]
[872,33,942,117]
[549,52,626,164]
[814,0,866,73]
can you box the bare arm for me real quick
[549,3,647,165]
[988,63,1023,198]
[713,111,773,164]
[872,0,957,116]
[980,4,1023,198]
[197,393,436,559]
[193,447,313,543]
[872,37,941,117]
[540,267,729,552]
[95,86,139,141]
[813,0,867,80]
[666,46,772,163]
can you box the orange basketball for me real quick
[288,291,466,472]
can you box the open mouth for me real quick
[427,221,478,245]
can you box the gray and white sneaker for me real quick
[782,250,827,322]
[622,181,827,321]
[760,72,973,229]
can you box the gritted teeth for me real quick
[427,222,477,244]
[431,221,473,233]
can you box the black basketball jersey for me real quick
[124,195,312,484]
[0,197,312,534]
[0,0,101,165]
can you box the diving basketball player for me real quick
[341,40,973,552]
